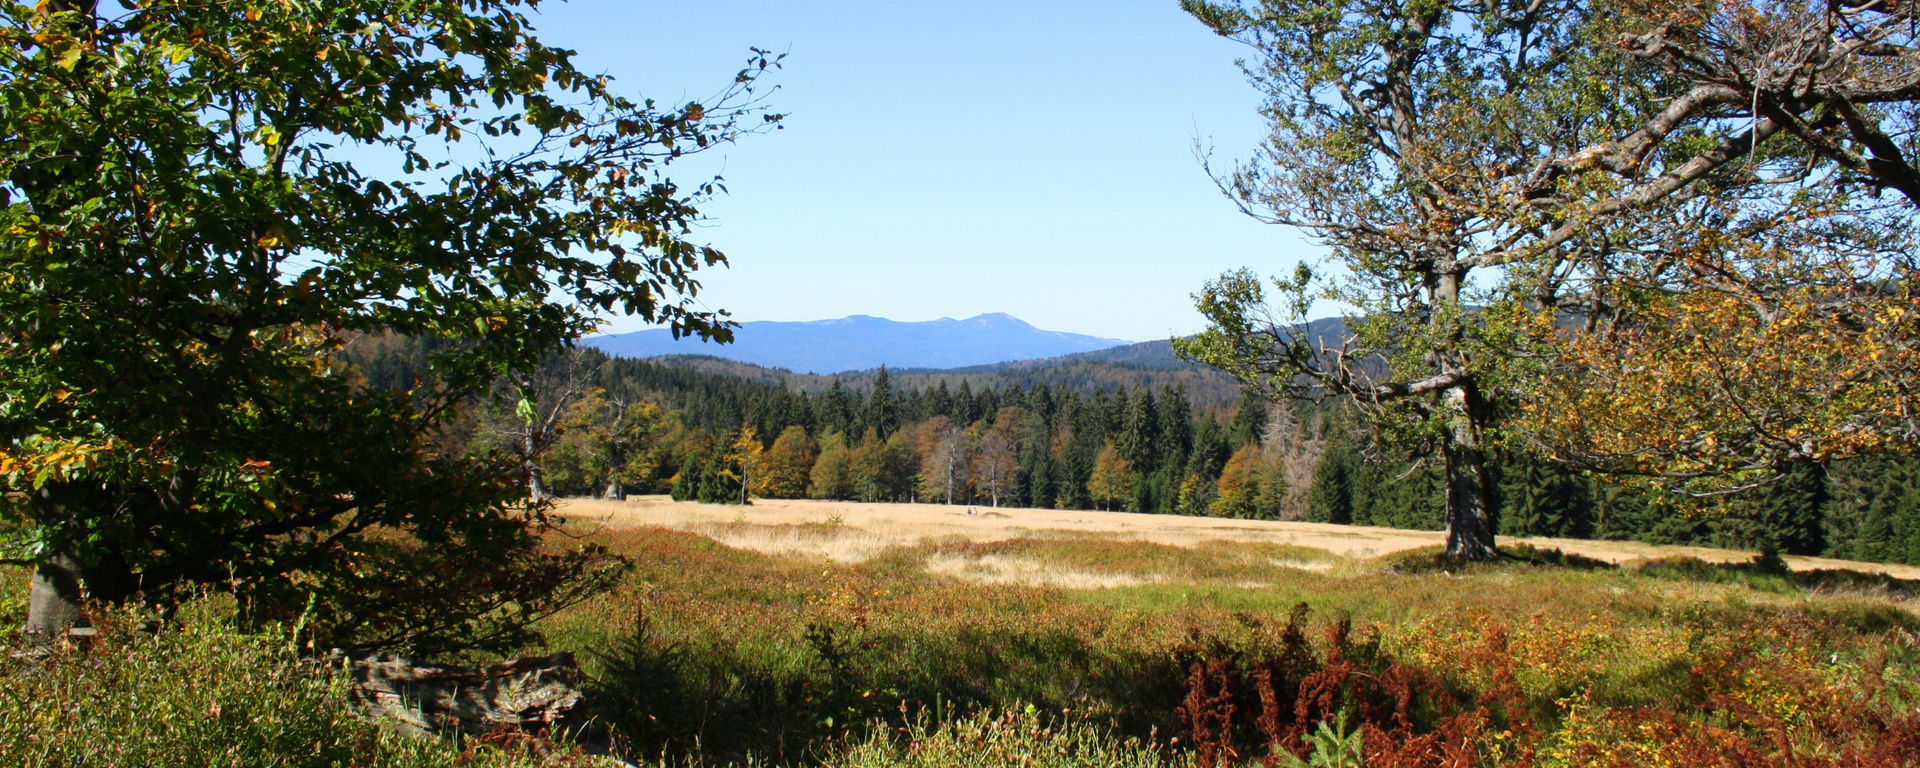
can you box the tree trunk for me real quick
[603,482,625,501]
[1441,385,1496,561]
[25,550,85,641]
[523,429,551,501]
[1429,267,1496,561]
[527,464,551,501]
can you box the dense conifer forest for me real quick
[352,339,1920,567]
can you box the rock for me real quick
[327,650,585,735]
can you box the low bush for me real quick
[0,600,609,768]
[826,705,1179,768]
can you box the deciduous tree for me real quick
[970,408,1025,508]
[913,416,968,505]
[1176,0,1919,556]
[722,425,764,505]
[1177,0,1606,558]
[0,0,779,646]
[808,433,856,501]
[755,425,817,499]
[1086,443,1135,512]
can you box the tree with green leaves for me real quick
[0,0,779,648]
[808,433,856,501]
[1117,389,1160,476]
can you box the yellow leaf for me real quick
[53,42,83,71]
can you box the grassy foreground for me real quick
[4,512,1920,767]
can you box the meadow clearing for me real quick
[557,495,1920,583]
[525,496,1920,766]
[10,496,1920,766]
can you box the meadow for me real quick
[6,496,1920,767]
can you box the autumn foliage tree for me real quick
[1177,0,1610,559]
[1087,443,1135,512]
[970,408,1025,508]
[914,415,968,505]
[754,425,817,499]
[1508,0,1920,486]
[1178,0,1920,555]
[0,0,779,647]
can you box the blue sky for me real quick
[531,1,1317,342]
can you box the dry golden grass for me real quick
[920,552,1167,589]
[559,495,1920,581]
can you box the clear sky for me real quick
[529,1,1319,343]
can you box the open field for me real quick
[558,495,1920,582]
[528,495,1920,765]
[14,496,1920,766]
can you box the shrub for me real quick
[827,705,1178,768]
[0,600,609,768]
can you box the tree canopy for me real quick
[1176,0,1918,558]
[0,0,779,648]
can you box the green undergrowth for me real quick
[0,599,615,768]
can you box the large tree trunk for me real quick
[527,464,551,501]
[1441,384,1496,561]
[1431,269,1496,561]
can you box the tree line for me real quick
[1306,413,1920,566]
[390,343,1920,568]
[401,347,1289,517]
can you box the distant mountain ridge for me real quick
[584,313,1135,374]
[613,316,1353,408]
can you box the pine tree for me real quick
[1228,389,1269,448]
[1306,442,1357,524]
[864,366,898,439]
[1157,385,1194,473]
[817,381,856,437]
[1118,389,1160,474]
[927,381,954,419]
[1494,451,1593,539]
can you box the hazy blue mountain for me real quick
[583,313,1135,374]
[615,316,1354,407]
[934,316,1351,372]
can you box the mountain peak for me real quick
[964,312,1028,327]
